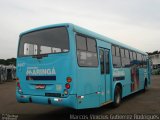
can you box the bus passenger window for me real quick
[116,46,120,57]
[137,53,142,66]
[125,49,130,67]
[125,49,129,58]
[130,51,133,60]
[87,38,97,52]
[120,48,125,58]
[120,48,125,67]
[112,45,121,68]
[76,34,98,67]
[76,35,87,51]
[100,50,104,74]
[112,46,116,56]
[106,50,110,74]
[121,48,130,67]
[133,52,137,60]
[143,55,147,68]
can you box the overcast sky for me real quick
[0,0,160,59]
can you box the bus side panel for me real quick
[112,68,131,98]
[77,93,100,109]
[115,67,146,98]
[68,26,78,96]
[122,68,132,97]
[76,68,100,109]
[139,68,145,90]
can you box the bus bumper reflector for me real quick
[20,95,26,98]
[77,96,84,99]
[96,92,101,94]
[54,98,62,102]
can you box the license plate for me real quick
[35,84,46,89]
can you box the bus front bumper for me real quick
[16,92,77,109]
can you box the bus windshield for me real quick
[18,27,69,57]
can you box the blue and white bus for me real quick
[16,23,151,109]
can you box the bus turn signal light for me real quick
[66,77,72,83]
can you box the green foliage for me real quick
[0,58,16,66]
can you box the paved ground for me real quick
[0,76,160,120]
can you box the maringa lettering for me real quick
[26,68,56,75]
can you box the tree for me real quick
[0,58,16,66]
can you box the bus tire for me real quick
[143,79,148,92]
[113,85,121,107]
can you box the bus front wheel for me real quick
[113,85,121,107]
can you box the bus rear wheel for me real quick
[143,79,148,92]
[113,85,121,107]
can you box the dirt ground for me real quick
[0,75,159,120]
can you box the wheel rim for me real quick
[144,82,147,90]
[145,84,147,90]
[116,92,120,104]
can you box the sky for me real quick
[0,0,160,59]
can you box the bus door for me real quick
[99,48,111,104]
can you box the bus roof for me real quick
[20,23,147,55]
